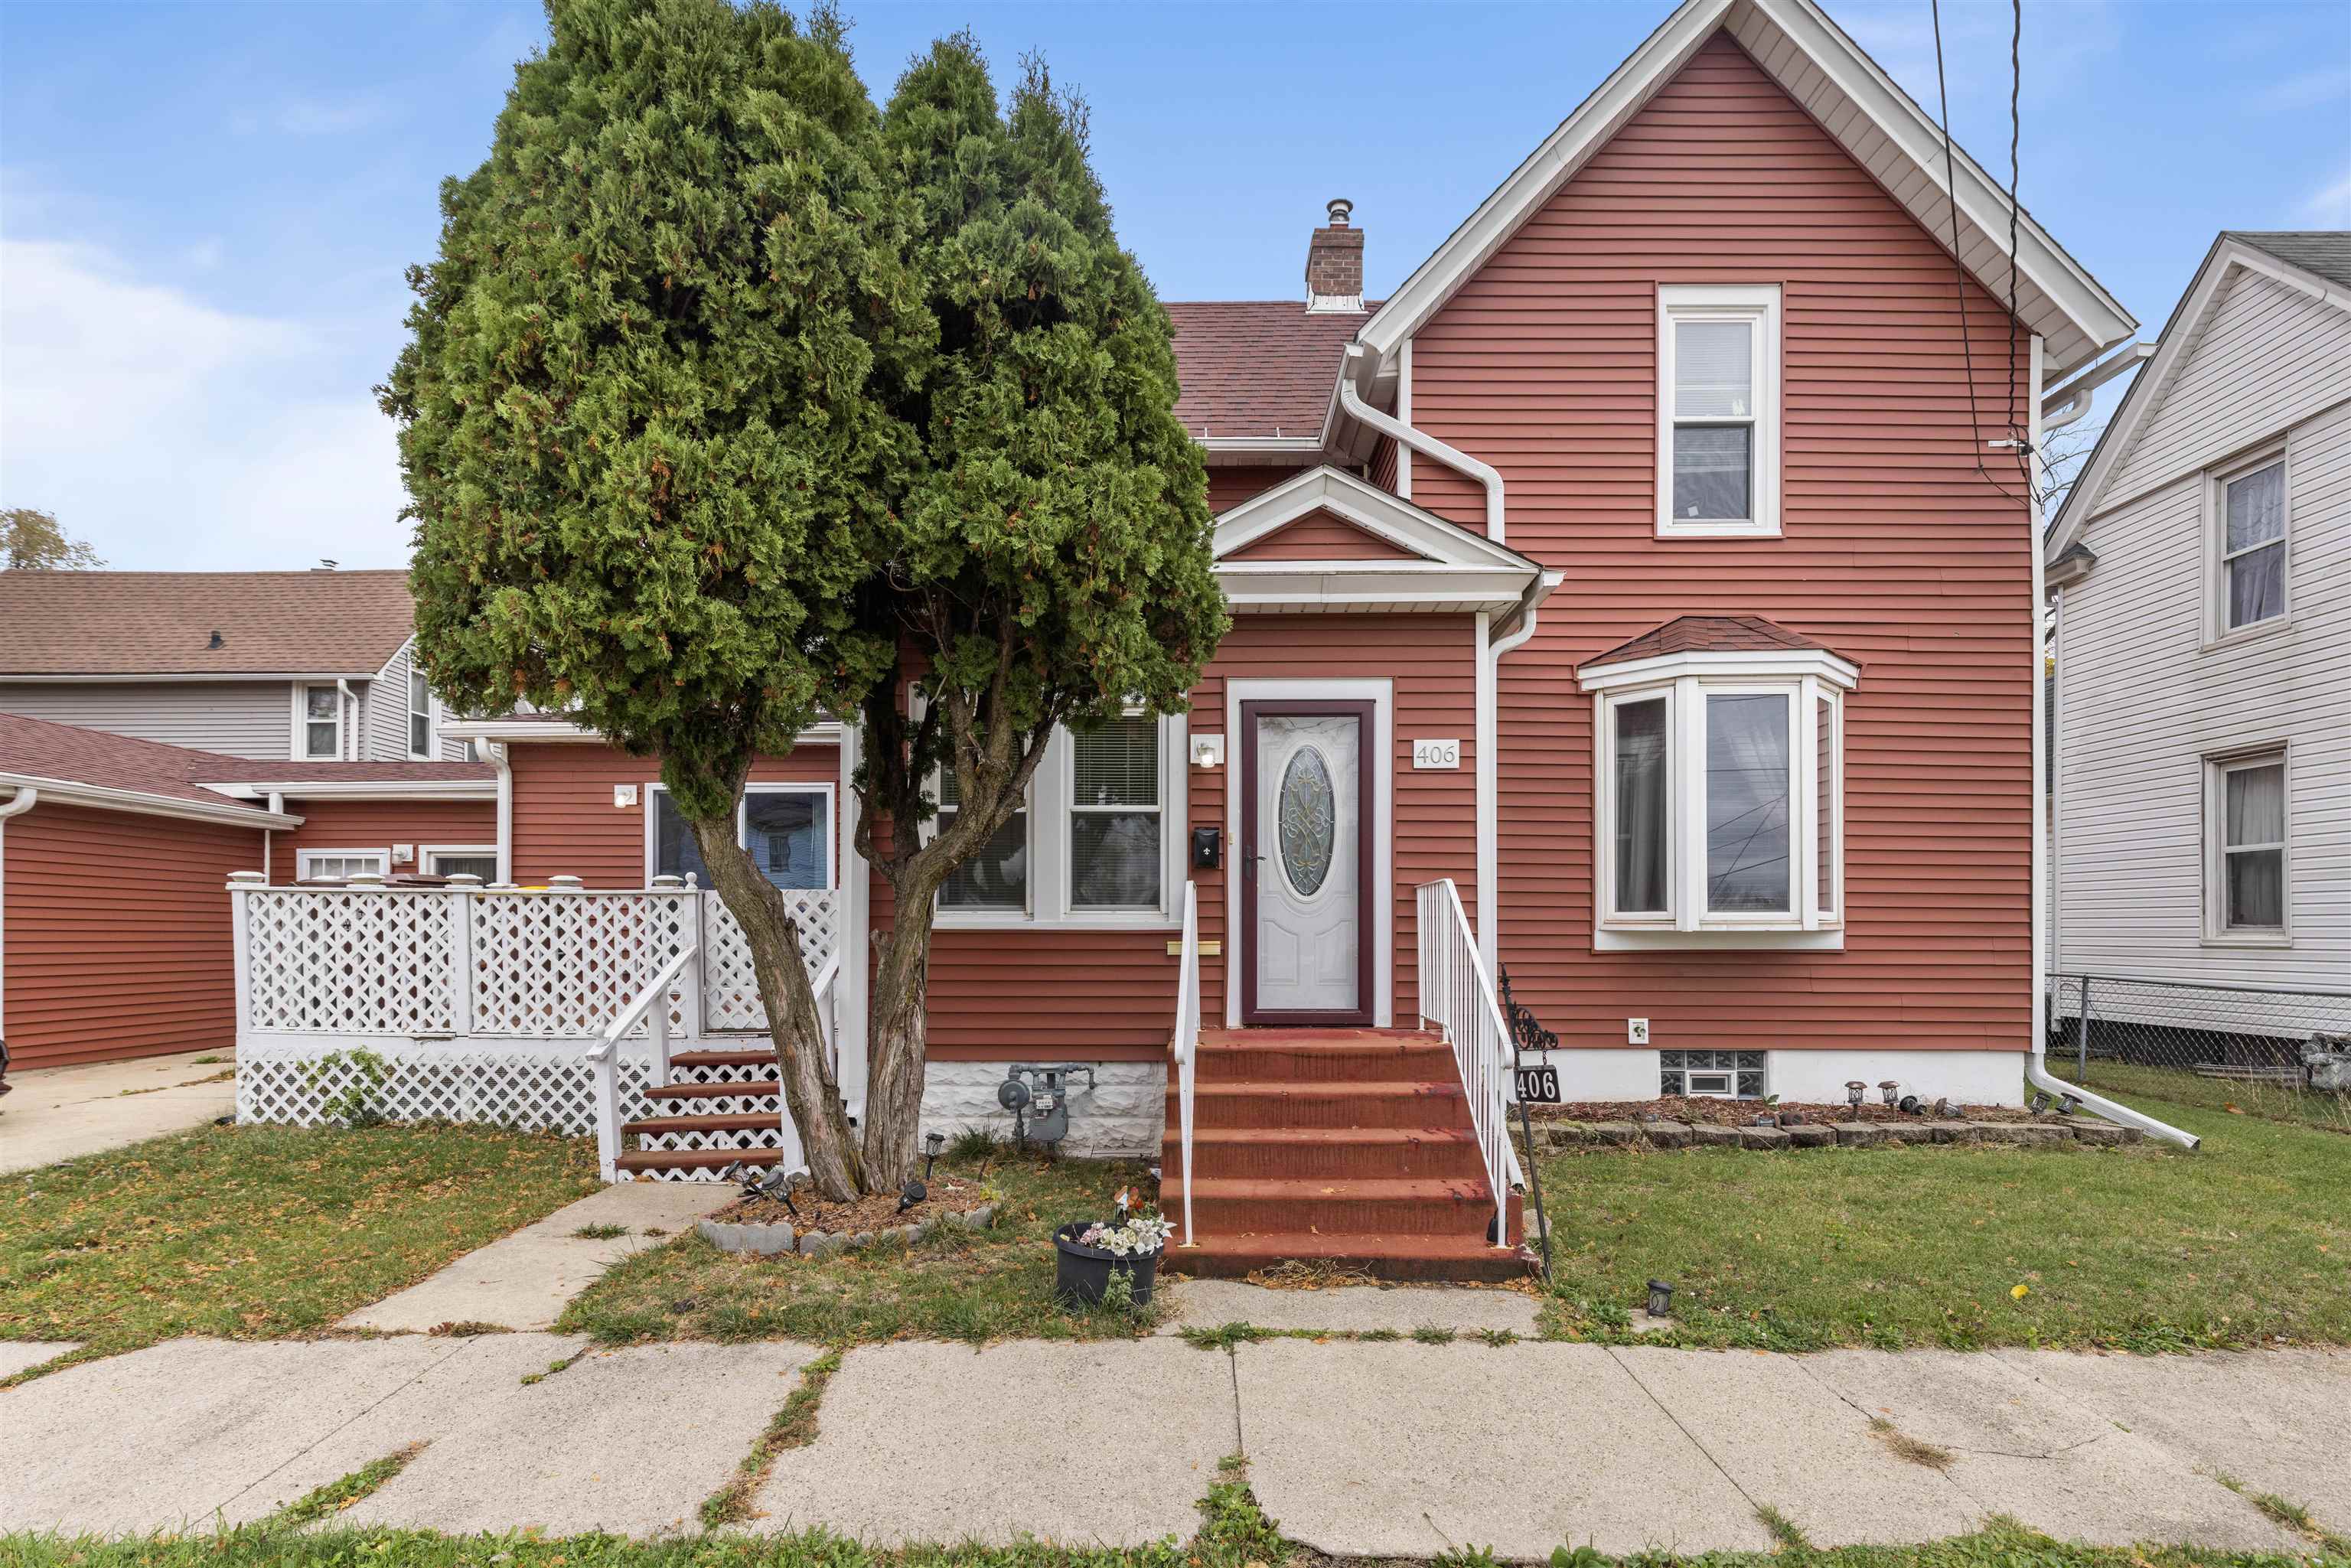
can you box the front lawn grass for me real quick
[559,1152,1157,1348]
[0,1123,598,1369]
[1536,1092,2349,1352]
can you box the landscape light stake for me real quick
[923,1131,944,1182]
[1646,1280,1675,1319]
[1879,1080,1900,1109]
[1846,1081,1867,1112]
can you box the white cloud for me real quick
[0,237,412,569]
[2300,163,2351,225]
[2261,65,2351,112]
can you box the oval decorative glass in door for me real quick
[1277,745,1336,896]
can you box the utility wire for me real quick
[1929,0,2031,507]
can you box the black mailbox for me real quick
[1191,826,1222,870]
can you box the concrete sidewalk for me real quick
[2,1321,2343,1554]
[0,1050,236,1175]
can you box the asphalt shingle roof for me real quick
[2225,231,2351,292]
[1579,614,1844,672]
[1166,302,1376,442]
[0,711,491,808]
[0,569,419,677]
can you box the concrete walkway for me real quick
[0,1050,238,1174]
[341,1182,736,1333]
[2,1328,2343,1554]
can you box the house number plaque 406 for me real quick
[1412,738,1460,769]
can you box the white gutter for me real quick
[200,779,497,802]
[2025,333,2196,1149]
[0,785,34,1045]
[0,771,302,831]
[1337,344,1506,542]
[489,741,514,885]
[2040,341,2152,432]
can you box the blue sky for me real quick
[3,0,2346,570]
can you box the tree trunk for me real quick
[859,892,939,1193]
[688,816,862,1201]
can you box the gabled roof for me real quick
[0,711,280,811]
[1168,302,1375,455]
[1211,466,1554,621]
[2229,231,2351,292]
[1353,0,2133,389]
[0,569,419,679]
[2046,230,2351,558]
[1579,614,1841,671]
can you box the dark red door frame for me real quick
[1239,699,1376,1028]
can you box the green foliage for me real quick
[385,0,928,817]
[0,507,104,570]
[302,1048,391,1128]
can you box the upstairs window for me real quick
[408,669,434,758]
[1658,285,1780,537]
[2214,451,2287,635]
[298,684,341,760]
[1583,647,1854,947]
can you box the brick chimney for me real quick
[1305,198,1365,313]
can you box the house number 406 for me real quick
[1412,738,1460,770]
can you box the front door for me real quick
[1242,701,1373,1025]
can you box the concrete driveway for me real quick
[0,1050,236,1174]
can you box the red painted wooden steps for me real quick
[1161,1026,1529,1282]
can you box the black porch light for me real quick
[1845,1080,1867,1111]
[1646,1280,1675,1318]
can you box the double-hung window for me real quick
[1658,285,1780,537]
[2204,748,2288,941]
[931,709,1185,927]
[408,670,434,758]
[649,784,833,891]
[297,684,341,760]
[2212,448,2287,637]
[1583,646,1853,947]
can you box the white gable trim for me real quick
[1213,466,1533,572]
[2046,236,2351,559]
[1354,0,2131,389]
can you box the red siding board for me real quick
[276,798,496,880]
[507,742,839,888]
[1225,509,1422,562]
[1406,32,2034,1056]
[3,803,261,1069]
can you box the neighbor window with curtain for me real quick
[937,765,1029,911]
[2218,456,2287,632]
[1588,657,1850,945]
[1658,285,1780,536]
[302,685,340,759]
[1069,715,1162,910]
[408,669,433,757]
[2210,753,2287,936]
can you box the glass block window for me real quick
[1659,1049,1765,1100]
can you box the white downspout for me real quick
[490,741,514,885]
[335,679,359,761]
[1338,344,1506,542]
[0,785,38,1048]
[2024,334,2195,1149]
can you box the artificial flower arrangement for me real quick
[1053,1186,1176,1307]
[1076,1188,1177,1257]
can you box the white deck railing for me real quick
[1414,878,1524,1248]
[228,875,840,1138]
[1169,880,1201,1247]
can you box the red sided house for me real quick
[225,0,2148,1275]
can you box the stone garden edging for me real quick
[697,1202,999,1259]
[1518,1118,2143,1156]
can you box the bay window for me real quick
[1583,647,1854,948]
[1657,285,1780,537]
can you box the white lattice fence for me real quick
[702,891,838,1031]
[471,892,693,1038]
[242,890,458,1035]
[236,1038,660,1135]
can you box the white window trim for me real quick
[929,711,1189,931]
[1582,649,1854,950]
[644,781,836,891]
[2201,745,2291,947]
[1062,709,1180,918]
[1656,284,1782,539]
[295,847,390,882]
[407,672,436,761]
[2203,441,2291,648]
[421,844,499,877]
[291,683,345,761]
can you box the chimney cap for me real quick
[1325,197,1354,227]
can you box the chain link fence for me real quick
[2045,973,2351,1131]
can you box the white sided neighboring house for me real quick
[2044,231,2351,1059]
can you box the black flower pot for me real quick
[1053,1221,1162,1306]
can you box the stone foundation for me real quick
[918,1060,1166,1159]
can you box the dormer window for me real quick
[1657,285,1781,538]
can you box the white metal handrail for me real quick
[1169,881,1201,1247]
[1415,878,1523,1247]
[588,942,697,1182]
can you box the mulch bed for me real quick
[712,1172,992,1233]
[1527,1096,2036,1126]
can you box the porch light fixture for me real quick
[1646,1280,1674,1319]
[1845,1080,1866,1110]
[1190,734,1225,771]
